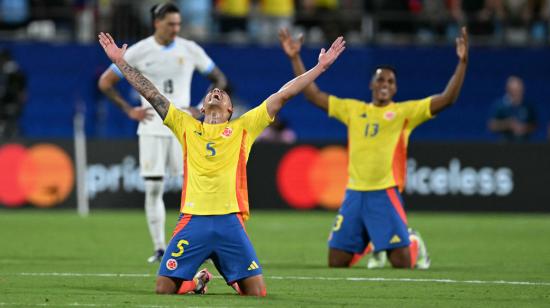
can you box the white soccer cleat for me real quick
[367,251,387,269]
[409,228,431,270]
[193,268,212,294]
[147,249,164,263]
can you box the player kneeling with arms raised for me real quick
[98,32,345,296]
[279,27,469,270]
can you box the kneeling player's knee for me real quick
[155,285,175,295]
[243,286,267,297]
[328,260,349,268]
[328,254,352,267]
[155,277,177,294]
[388,249,412,269]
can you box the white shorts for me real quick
[139,135,183,178]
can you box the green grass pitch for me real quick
[1,210,549,307]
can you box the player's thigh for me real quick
[236,274,266,296]
[387,246,411,268]
[166,135,183,176]
[362,188,410,252]
[158,214,213,280]
[155,275,182,294]
[328,190,369,254]
[139,135,170,177]
[212,214,263,284]
[328,247,354,267]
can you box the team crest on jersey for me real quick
[178,57,184,65]
[166,258,178,270]
[384,111,396,121]
[222,127,233,137]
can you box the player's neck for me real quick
[372,100,391,107]
[203,111,226,124]
[153,34,174,46]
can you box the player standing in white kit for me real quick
[98,2,227,263]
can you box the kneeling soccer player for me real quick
[98,31,346,295]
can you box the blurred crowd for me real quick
[0,0,549,45]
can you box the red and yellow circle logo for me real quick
[277,145,348,210]
[0,143,74,208]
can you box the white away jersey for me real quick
[110,36,215,136]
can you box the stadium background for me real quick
[0,0,548,212]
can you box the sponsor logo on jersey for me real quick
[222,127,233,137]
[166,258,178,270]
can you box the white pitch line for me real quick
[11,272,550,287]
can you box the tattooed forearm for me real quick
[115,59,170,119]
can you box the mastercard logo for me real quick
[276,145,348,210]
[0,143,74,208]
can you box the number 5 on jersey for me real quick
[206,142,216,157]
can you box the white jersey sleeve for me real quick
[187,41,215,75]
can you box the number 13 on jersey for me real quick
[365,123,379,137]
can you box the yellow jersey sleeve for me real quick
[401,96,433,129]
[328,95,362,125]
[163,104,195,143]
[240,100,275,141]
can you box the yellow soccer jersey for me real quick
[163,101,274,220]
[328,95,433,192]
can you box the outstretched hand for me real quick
[278,28,304,59]
[456,27,468,63]
[98,32,127,63]
[318,36,346,71]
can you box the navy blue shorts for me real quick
[158,213,262,284]
[328,188,410,253]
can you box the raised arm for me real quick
[98,32,170,119]
[430,27,469,115]
[279,28,331,111]
[266,36,346,118]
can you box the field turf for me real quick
[1,210,549,307]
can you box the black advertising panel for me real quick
[1,140,548,212]
[248,143,550,212]
[404,143,550,212]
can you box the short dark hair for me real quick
[372,65,397,78]
[150,2,180,22]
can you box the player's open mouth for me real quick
[213,93,221,100]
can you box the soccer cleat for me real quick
[409,228,431,270]
[147,249,164,263]
[193,268,212,294]
[367,251,387,269]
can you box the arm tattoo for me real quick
[116,60,170,119]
